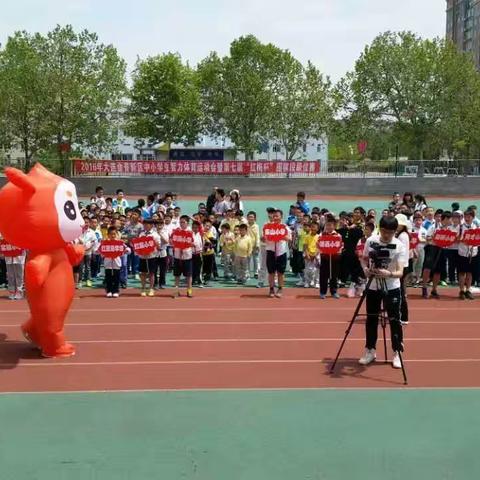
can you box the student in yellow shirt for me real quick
[219,224,235,279]
[220,209,239,231]
[234,224,253,284]
[247,211,260,278]
[294,220,310,286]
[303,222,320,288]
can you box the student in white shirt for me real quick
[264,209,292,298]
[411,213,427,284]
[103,226,131,298]
[395,214,411,325]
[156,219,170,289]
[421,211,453,299]
[0,236,26,300]
[458,209,478,300]
[80,218,99,287]
[137,219,161,297]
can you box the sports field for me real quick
[1,195,480,480]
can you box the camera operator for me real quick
[359,217,408,369]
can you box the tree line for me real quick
[1,26,479,172]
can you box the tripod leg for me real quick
[330,276,373,374]
[397,349,408,385]
[381,311,388,363]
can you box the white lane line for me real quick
[1,306,479,314]
[2,337,480,344]
[3,358,480,368]
[1,321,480,327]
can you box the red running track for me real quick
[0,288,479,392]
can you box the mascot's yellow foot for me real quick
[41,343,76,358]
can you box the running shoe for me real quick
[392,352,402,369]
[359,349,376,365]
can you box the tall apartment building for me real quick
[446,0,480,69]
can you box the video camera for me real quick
[368,242,396,269]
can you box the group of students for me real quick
[1,187,479,302]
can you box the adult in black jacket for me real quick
[206,187,218,215]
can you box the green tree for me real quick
[270,54,336,160]
[41,25,126,171]
[0,31,50,169]
[126,52,203,147]
[0,25,126,172]
[340,31,480,160]
[198,35,280,160]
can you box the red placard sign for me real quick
[171,229,194,250]
[356,239,366,257]
[132,236,156,256]
[409,232,419,250]
[317,234,343,255]
[0,240,23,257]
[98,240,126,259]
[433,229,457,248]
[263,223,289,243]
[462,228,480,247]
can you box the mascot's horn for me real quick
[5,167,37,195]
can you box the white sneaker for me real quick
[13,292,23,300]
[347,285,356,298]
[112,293,119,298]
[304,283,310,288]
[392,352,402,369]
[359,349,376,365]
[106,292,113,298]
[314,282,320,289]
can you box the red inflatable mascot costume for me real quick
[0,163,85,357]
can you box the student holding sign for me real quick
[263,209,291,298]
[422,211,456,299]
[171,215,195,298]
[317,217,342,299]
[458,209,479,300]
[99,226,130,297]
[133,219,161,297]
[0,236,26,300]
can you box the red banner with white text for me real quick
[73,160,321,176]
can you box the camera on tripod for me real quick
[368,242,396,269]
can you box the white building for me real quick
[106,132,328,163]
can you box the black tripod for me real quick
[329,275,408,385]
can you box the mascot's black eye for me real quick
[64,201,77,221]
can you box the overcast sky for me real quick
[0,0,446,81]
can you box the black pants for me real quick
[192,254,203,284]
[0,258,6,285]
[203,254,215,281]
[105,269,120,294]
[91,254,102,278]
[156,256,167,287]
[319,254,339,295]
[291,249,305,275]
[366,288,404,352]
[445,249,458,283]
[340,252,364,284]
